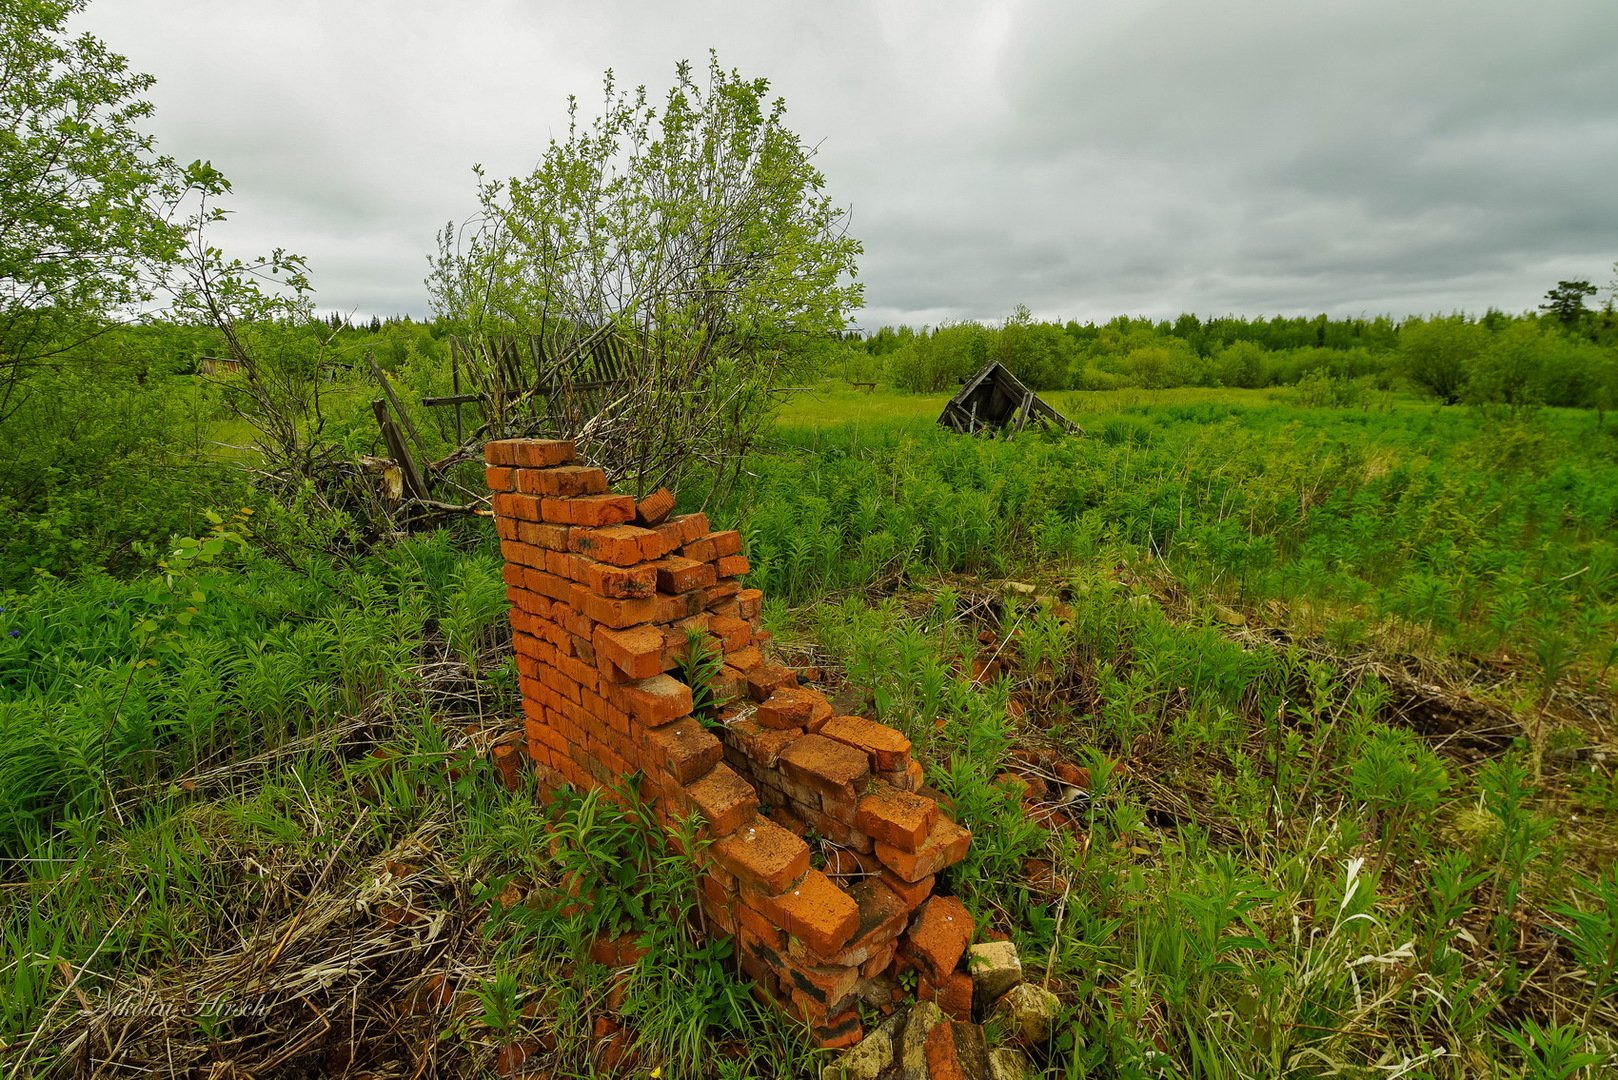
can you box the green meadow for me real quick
[5,377,1616,1076]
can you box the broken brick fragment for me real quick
[593,624,667,681]
[711,814,810,894]
[635,487,676,527]
[652,555,716,594]
[924,1019,988,1080]
[755,685,823,730]
[905,895,975,980]
[755,869,860,955]
[820,714,913,772]
[877,814,971,883]
[685,763,759,836]
[612,673,694,725]
[724,717,802,768]
[746,663,798,701]
[643,719,720,785]
[856,781,940,851]
[779,734,871,803]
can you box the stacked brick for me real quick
[486,439,974,1048]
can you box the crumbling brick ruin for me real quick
[485,439,976,1048]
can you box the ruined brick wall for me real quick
[485,439,976,1047]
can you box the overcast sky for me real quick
[77,0,1618,330]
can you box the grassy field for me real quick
[3,383,1615,1077]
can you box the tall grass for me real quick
[703,392,1618,694]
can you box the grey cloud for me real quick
[74,0,1618,327]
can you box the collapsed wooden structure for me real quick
[937,362,1081,436]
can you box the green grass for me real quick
[5,379,1616,1077]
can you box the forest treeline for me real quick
[858,293,1618,411]
[9,290,1618,587]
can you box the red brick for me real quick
[711,814,810,893]
[725,645,764,672]
[544,548,586,582]
[681,536,717,563]
[725,718,801,768]
[716,553,750,578]
[735,897,787,949]
[637,526,684,562]
[746,663,798,701]
[856,782,940,851]
[593,624,667,681]
[499,540,541,569]
[517,520,570,550]
[643,719,721,786]
[490,491,543,522]
[703,580,742,606]
[635,487,676,527]
[568,524,654,566]
[755,685,822,730]
[612,674,694,726]
[828,878,912,962]
[862,942,899,979]
[495,515,519,541]
[756,869,860,955]
[656,589,705,622]
[936,971,974,1021]
[904,895,974,980]
[572,587,659,629]
[821,715,912,772]
[779,957,862,1012]
[812,1011,863,1051]
[924,1020,988,1080]
[699,876,737,935]
[704,531,743,557]
[709,613,753,652]
[685,763,759,836]
[737,588,764,618]
[881,759,927,793]
[671,513,710,542]
[514,463,607,497]
[484,465,516,491]
[877,814,970,883]
[713,664,751,703]
[780,734,870,802]
[484,438,575,468]
[582,560,657,599]
[542,493,635,527]
[524,567,571,601]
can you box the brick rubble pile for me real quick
[486,438,975,1048]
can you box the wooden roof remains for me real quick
[937,362,1082,436]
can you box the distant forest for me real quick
[856,278,1618,412]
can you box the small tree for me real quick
[0,0,198,418]
[429,55,862,498]
[991,304,1072,390]
[1397,315,1485,404]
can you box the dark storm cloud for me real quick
[74,0,1618,327]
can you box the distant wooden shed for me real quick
[198,355,243,376]
[937,362,1081,436]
